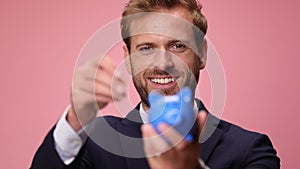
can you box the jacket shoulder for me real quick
[209,119,280,168]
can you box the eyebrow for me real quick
[134,39,193,51]
[171,40,192,46]
[135,42,155,49]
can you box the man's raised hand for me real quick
[68,57,126,131]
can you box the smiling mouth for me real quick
[150,77,175,84]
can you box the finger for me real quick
[85,57,123,82]
[95,95,111,108]
[94,80,126,101]
[142,124,170,157]
[99,59,127,93]
[74,64,99,82]
[97,62,124,82]
[77,57,126,96]
[74,86,112,111]
[73,76,111,95]
[81,62,117,82]
[158,123,187,150]
[95,70,115,88]
[85,56,114,68]
[71,90,99,114]
[95,58,126,98]
[95,84,126,101]
[98,57,119,76]
[94,83,113,97]
[142,124,159,157]
[95,70,126,96]
[73,74,119,104]
[95,88,125,102]
[73,78,117,106]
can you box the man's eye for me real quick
[170,43,187,52]
[138,45,154,55]
[140,46,152,51]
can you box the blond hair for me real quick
[121,0,208,50]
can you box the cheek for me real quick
[133,71,147,85]
[178,56,200,72]
[176,50,200,66]
[129,55,153,75]
[188,55,201,70]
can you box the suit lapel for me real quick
[196,99,224,162]
[200,125,223,162]
[199,112,224,162]
[117,107,150,169]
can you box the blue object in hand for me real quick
[148,87,197,142]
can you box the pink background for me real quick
[0,0,299,168]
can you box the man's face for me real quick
[124,6,206,110]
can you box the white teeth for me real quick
[151,78,175,84]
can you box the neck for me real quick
[141,102,150,112]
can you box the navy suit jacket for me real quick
[31,100,280,169]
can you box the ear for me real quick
[198,38,207,70]
[123,45,132,74]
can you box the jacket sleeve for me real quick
[30,126,93,169]
[242,134,280,169]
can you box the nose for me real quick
[153,49,174,70]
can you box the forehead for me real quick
[129,7,196,41]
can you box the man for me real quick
[30,0,280,168]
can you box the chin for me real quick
[153,87,179,96]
